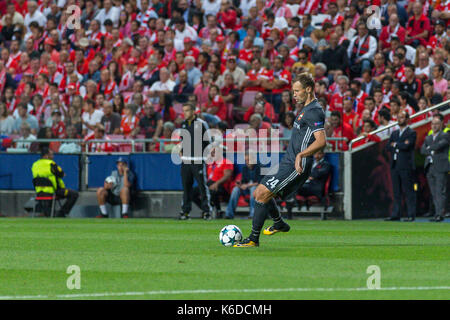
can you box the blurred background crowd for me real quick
[0,0,449,154]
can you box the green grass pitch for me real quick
[0,218,449,300]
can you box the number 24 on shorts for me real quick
[266,177,279,188]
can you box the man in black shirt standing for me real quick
[178,103,213,220]
[234,73,327,247]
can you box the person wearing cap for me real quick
[183,37,200,61]
[96,157,135,218]
[215,55,246,89]
[31,147,79,217]
[427,20,448,52]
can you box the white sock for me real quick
[100,205,107,215]
[122,204,129,215]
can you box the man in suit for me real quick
[421,114,450,222]
[385,111,417,221]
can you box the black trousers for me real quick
[55,188,79,215]
[391,168,416,218]
[193,180,227,212]
[181,163,212,214]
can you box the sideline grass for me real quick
[0,218,449,299]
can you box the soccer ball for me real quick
[219,225,243,247]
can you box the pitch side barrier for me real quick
[344,100,450,220]
[0,138,347,193]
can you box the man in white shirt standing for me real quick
[24,1,47,31]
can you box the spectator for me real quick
[243,92,276,123]
[183,55,202,87]
[216,55,246,89]
[422,79,443,107]
[405,1,430,47]
[361,69,381,96]
[135,103,163,145]
[101,102,121,135]
[82,99,104,136]
[0,102,14,135]
[379,14,406,53]
[59,125,82,154]
[415,51,431,81]
[385,111,417,222]
[292,49,315,77]
[13,103,39,135]
[377,108,398,140]
[50,110,66,139]
[432,64,448,96]
[329,111,354,151]
[194,71,213,107]
[402,64,422,100]
[120,103,139,137]
[148,67,176,105]
[16,122,36,150]
[220,73,240,107]
[263,56,291,114]
[352,119,381,148]
[347,21,377,77]
[172,70,194,104]
[225,152,260,219]
[201,84,227,125]
[281,111,295,149]
[96,157,135,218]
[154,121,178,153]
[84,123,114,152]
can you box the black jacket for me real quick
[386,127,417,170]
[180,115,211,163]
[308,159,331,194]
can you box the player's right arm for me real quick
[295,130,326,174]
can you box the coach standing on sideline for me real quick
[421,114,450,222]
[178,103,213,220]
[385,111,417,222]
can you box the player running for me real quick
[234,73,327,247]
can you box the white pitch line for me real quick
[0,286,449,300]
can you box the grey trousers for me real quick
[427,170,447,218]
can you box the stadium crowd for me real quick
[0,0,448,155]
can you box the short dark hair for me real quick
[330,111,342,119]
[433,113,444,122]
[378,109,391,121]
[363,119,377,130]
[183,103,196,111]
[295,72,315,91]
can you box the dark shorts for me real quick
[260,157,313,199]
[106,190,122,205]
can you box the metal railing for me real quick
[4,137,349,153]
[348,99,450,151]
